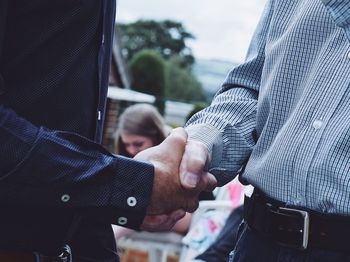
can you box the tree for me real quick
[118,19,208,104]
[129,49,166,114]
[166,56,206,103]
[117,19,195,67]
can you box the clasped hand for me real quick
[134,127,217,231]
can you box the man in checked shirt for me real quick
[181,0,350,261]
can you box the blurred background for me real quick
[106,1,266,261]
[117,0,266,63]
[103,0,266,150]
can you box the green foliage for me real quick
[166,56,206,103]
[117,19,195,67]
[119,19,208,104]
[129,49,166,114]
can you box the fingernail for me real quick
[183,172,200,187]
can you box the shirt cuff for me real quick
[110,156,155,230]
[186,123,223,167]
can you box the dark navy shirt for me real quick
[0,1,154,260]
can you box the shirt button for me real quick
[61,194,70,202]
[118,217,128,225]
[312,120,323,129]
[127,197,137,207]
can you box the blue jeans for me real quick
[229,221,350,262]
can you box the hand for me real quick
[134,128,214,215]
[179,139,217,191]
[140,209,186,232]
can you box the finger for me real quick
[180,170,200,189]
[160,209,186,231]
[185,141,209,173]
[171,209,186,221]
[159,127,187,154]
[157,127,188,169]
[180,140,209,189]
[140,214,169,231]
[193,171,217,193]
[185,198,199,213]
[141,210,186,232]
[202,172,217,192]
[134,127,187,164]
[138,128,189,216]
[181,172,216,213]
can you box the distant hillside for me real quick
[193,59,237,99]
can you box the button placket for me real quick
[312,120,323,130]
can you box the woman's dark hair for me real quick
[114,103,168,157]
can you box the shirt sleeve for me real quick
[320,0,350,41]
[0,1,154,229]
[0,104,154,230]
[185,0,275,186]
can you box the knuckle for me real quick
[173,136,187,149]
[188,157,206,171]
[191,140,208,154]
[187,200,199,213]
[203,173,217,188]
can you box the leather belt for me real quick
[243,190,350,252]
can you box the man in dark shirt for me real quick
[0,1,216,261]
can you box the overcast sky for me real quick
[116,0,266,63]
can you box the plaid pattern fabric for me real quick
[186,0,350,214]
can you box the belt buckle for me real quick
[279,207,309,250]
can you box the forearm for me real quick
[0,105,154,228]
[186,87,258,186]
[185,0,275,186]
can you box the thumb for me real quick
[179,140,209,189]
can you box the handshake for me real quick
[134,127,217,231]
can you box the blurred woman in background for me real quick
[115,103,169,157]
[113,103,194,241]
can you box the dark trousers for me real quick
[196,205,244,262]
[229,221,350,262]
